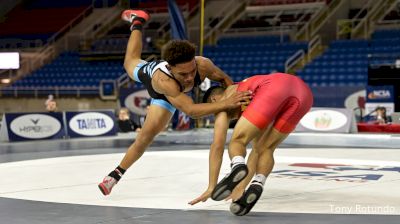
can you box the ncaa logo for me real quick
[10,114,61,139]
[368,90,391,99]
[69,112,114,136]
[125,89,150,116]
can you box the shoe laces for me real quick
[103,176,117,188]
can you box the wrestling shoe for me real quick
[98,176,118,196]
[121,9,150,26]
[230,182,264,216]
[211,163,248,201]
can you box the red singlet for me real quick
[237,73,313,133]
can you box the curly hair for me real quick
[161,40,196,66]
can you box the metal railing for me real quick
[350,0,383,39]
[156,2,199,40]
[295,0,343,41]
[285,35,324,75]
[117,73,130,88]
[0,3,99,95]
[307,35,322,61]
[224,24,302,41]
[335,0,373,39]
[353,0,375,20]
[203,0,251,44]
[351,0,397,39]
[117,54,158,88]
[285,49,305,73]
[5,5,95,85]
[336,19,362,40]
[373,20,400,32]
[365,0,398,38]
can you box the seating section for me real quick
[11,52,125,88]
[297,29,400,87]
[371,29,400,39]
[297,40,369,87]
[370,29,400,65]
[8,28,400,92]
[203,36,308,81]
[11,35,306,90]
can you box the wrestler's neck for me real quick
[226,84,238,92]
[225,85,241,119]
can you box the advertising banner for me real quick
[366,85,394,103]
[295,108,354,133]
[66,111,117,138]
[119,87,150,116]
[2,112,65,142]
[365,85,395,114]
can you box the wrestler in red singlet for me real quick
[237,73,313,133]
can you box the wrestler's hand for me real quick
[188,187,213,205]
[222,91,252,109]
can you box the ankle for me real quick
[130,24,143,31]
[231,156,245,169]
[109,166,126,181]
[252,174,266,186]
[116,166,126,174]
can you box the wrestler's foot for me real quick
[98,176,118,196]
[121,9,150,31]
[230,182,263,216]
[211,163,248,201]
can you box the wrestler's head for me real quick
[202,86,225,103]
[162,40,197,92]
